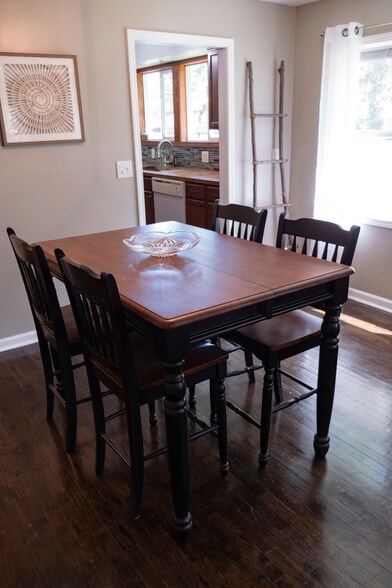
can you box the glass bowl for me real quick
[123,230,200,257]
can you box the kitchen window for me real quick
[142,68,174,140]
[138,56,218,145]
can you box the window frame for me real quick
[137,56,218,147]
[356,31,392,229]
[357,32,392,139]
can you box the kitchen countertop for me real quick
[143,166,219,185]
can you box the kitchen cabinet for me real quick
[205,185,220,230]
[186,182,219,229]
[143,176,155,224]
[143,170,219,228]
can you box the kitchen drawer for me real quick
[206,185,219,203]
[186,182,205,200]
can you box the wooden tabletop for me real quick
[39,221,353,330]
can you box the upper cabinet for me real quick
[208,49,219,130]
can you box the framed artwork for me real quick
[0,53,85,146]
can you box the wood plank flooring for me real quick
[1,300,391,587]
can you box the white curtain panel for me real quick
[314,22,364,227]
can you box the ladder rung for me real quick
[256,203,292,209]
[254,159,288,165]
[251,113,287,118]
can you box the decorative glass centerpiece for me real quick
[123,230,200,257]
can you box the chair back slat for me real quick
[290,235,297,252]
[276,214,360,266]
[213,200,267,243]
[7,228,67,348]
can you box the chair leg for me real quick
[53,348,78,454]
[148,401,157,425]
[273,361,283,403]
[259,365,274,466]
[245,349,256,384]
[214,377,229,476]
[87,368,106,475]
[127,411,145,521]
[39,338,55,421]
[188,385,196,407]
[209,378,217,425]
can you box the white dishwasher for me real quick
[152,177,186,223]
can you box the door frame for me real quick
[126,29,235,224]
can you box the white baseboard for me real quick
[349,288,392,314]
[1,288,391,353]
[0,331,38,353]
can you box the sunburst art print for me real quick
[0,53,84,145]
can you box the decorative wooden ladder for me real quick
[247,60,290,213]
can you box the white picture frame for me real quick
[0,52,85,146]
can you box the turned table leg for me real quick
[314,304,341,458]
[163,358,192,532]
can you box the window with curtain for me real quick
[354,35,392,227]
[314,24,392,229]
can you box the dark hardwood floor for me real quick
[1,300,391,587]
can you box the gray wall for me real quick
[291,0,392,303]
[0,0,296,343]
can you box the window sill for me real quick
[365,218,392,230]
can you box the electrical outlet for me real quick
[151,148,156,159]
[201,151,209,163]
[116,160,133,179]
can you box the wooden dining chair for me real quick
[212,199,268,242]
[188,200,268,409]
[7,228,89,453]
[55,248,229,521]
[223,214,360,464]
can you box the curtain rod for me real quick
[363,21,392,32]
[321,21,392,38]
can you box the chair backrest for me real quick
[7,227,68,349]
[212,199,267,243]
[55,249,139,402]
[275,214,360,266]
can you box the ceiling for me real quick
[260,0,320,6]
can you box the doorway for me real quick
[127,29,235,224]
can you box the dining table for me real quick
[38,220,355,532]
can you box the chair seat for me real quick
[226,309,322,357]
[61,304,82,346]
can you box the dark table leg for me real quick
[313,304,341,458]
[163,358,192,532]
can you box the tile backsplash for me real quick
[142,145,219,170]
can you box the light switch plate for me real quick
[201,151,209,163]
[116,160,133,179]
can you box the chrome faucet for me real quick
[157,139,174,168]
